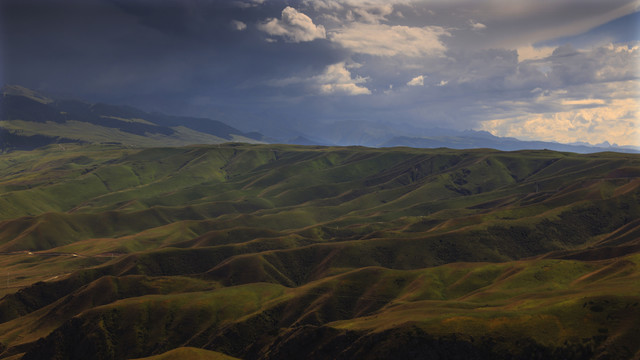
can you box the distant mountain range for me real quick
[298,120,640,154]
[380,132,640,154]
[0,85,266,152]
[2,85,637,154]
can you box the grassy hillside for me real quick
[0,144,638,359]
[131,348,240,360]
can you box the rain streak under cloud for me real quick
[1,0,639,146]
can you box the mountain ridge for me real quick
[0,85,266,151]
[304,120,639,153]
[2,85,637,154]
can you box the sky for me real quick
[1,0,639,146]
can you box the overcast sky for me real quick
[1,0,639,145]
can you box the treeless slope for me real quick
[131,347,239,360]
[0,144,639,359]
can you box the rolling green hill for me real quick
[0,144,638,359]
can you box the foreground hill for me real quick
[0,144,639,359]
[0,85,265,151]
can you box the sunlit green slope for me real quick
[0,143,638,359]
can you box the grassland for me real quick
[0,143,638,359]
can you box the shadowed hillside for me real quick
[0,85,265,151]
[0,144,638,359]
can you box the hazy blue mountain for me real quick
[296,120,639,154]
[380,133,640,154]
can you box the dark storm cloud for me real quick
[2,0,203,94]
[0,0,343,105]
[1,0,638,145]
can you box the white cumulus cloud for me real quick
[267,62,371,96]
[330,23,450,57]
[258,6,326,43]
[313,62,371,95]
[407,75,425,86]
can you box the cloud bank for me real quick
[2,0,638,146]
[330,23,449,57]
